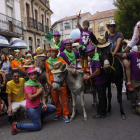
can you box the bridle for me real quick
[53,69,68,87]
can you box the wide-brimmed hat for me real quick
[85,45,95,52]
[96,37,110,48]
[106,20,117,27]
[14,49,21,54]
[72,42,79,47]
[51,61,67,74]
[27,67,37,74]
[64,39,73,45]
[23,59,34,68]
[36,47,46,57]
[53,31,61,36]
[49,45,59,52]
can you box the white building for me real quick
[0,0,23,45]
[52,12,91,41]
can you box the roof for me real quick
[88,9,117,21]
[40,0,53,13]
[52,12,91,27]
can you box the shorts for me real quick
[79,47,88,57]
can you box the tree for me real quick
[113,0,140,39]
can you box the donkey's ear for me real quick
[105,31,108,42]
[60,64,66,71]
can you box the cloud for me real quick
[50,0,116,25]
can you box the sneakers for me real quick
[11,122,18,135]
[63,116,70,123]
[92,114,106,119]
[53,115,62,120]
[127,83,134,91]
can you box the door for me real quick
[26,3,30,27]
[35,10,38,29]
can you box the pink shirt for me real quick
[24,86,41,108]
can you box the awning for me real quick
[10,38,27,49]
[0,35,9,47]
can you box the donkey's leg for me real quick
[107,83,112,116]
[70,93,76,121]
[116,80,126,120]
[80,92,87,121]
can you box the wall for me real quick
[0,0,6,15]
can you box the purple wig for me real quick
[133,21,140,40]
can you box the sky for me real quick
[50,0,116,25]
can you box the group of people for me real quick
[0,12,140,135]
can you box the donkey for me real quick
[97,45,126,120]
[51,64,88,121]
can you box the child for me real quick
[76,10,98,69]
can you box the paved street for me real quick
[0,87,140,140]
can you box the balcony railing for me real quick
[0,13,23,35]
[65,26,71,30]
[50,28,53,34]
[98,26,104,32]
[26,17,51,33]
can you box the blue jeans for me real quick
[17,103,56,131]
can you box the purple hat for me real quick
[53,31,61,36]
[64,39,73,45]
[85,45,95,52]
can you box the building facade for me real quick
[88,9,116,38]
[20,0,53,53]
[52,12,91,41]
[0,0,23,53]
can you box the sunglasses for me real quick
[15,54,19,57]
[13,75,20,78]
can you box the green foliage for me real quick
[113,0,140,39]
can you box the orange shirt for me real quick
[45,57,68,83]
[11,59,25,72]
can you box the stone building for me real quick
[52,12,91,41]
[20,0,53,53]
[88,9,117,38]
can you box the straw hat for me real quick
[49,45,59,52]
[36,47,46,57]
[96,37,110,48]
[51,61,67,74]
[23,59,34,68]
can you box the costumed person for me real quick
[25,53,32,61]
[76,10,98,69]
[45,45,70,123]
[53,31,65,53]
[114,44,140,115]
[83,45,107,118]
[11,50,25,72]
[59,39,80,69]
[11,67,56,135]
[122,22,140,91]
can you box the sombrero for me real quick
[23,59,34,68]
[96,37,110,48]
[36,48,46,57]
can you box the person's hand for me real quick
[83,73,89,80]
[72,69,77,75]
[8,107,13,115]
[38,87,44,94]
[42,105,47,111]
[48,81,52,88]
[76,10,81,17]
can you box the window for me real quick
[65,21,71,30]
[29,37,32,53]
[60,23,63,31]
[7,0,14,5]
[99,21,104,27]
[26,3,30,27]
[37,39,40,47]
[99,21,104,31]
[75,21,77,28]
[47,18,49,26]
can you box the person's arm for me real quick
[7,93,13,115]
[89,32,98,45]
[77,16,82,30]
[41,93,47,111]
[27,87,43,101]
[115,53,127,59]
[113,38,123,55]
[123,46,131,53]
[46,70,52,87]
[1,72,6,86]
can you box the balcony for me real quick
[26,17,50,34]
[65,26,71,30]
[0,13,23,35]
[98,26,104,32]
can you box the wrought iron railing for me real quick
[50,28,53,34]
[45,25,49,33]
[38,22,44,32]
[0,13,23,35]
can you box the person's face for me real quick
[122,44,127,49]
[28,72,37,81]
[10,57,14,61]
[12,72,20,83]
[137,46,140,53]
[83,23,89,30]
[27,56,32,60]
[1,55,5,61]
[72,47,76,51]
[54,35,61,42]
[108,25,116,33]
[50,50,58,58]
[65,43,72,52]
[87,50,95,58]
[15,53,20,59]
